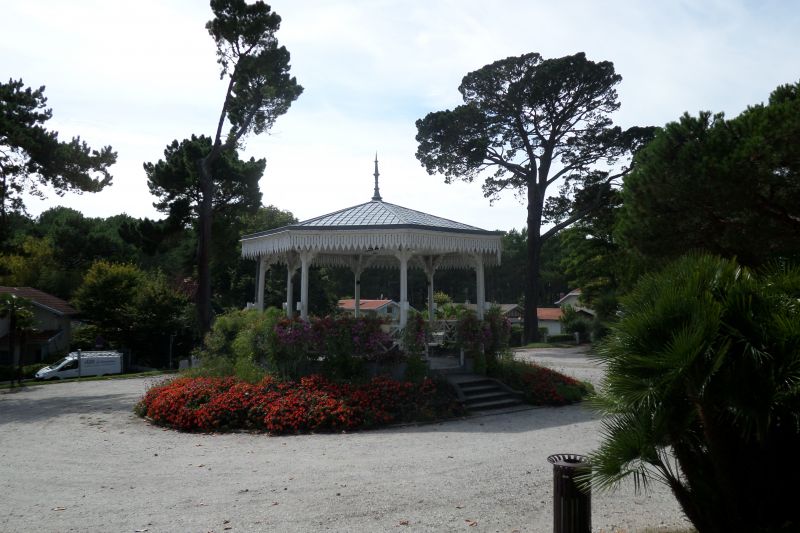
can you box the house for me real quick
[0,287,77,364]
[555,289,595,317]
[337,299,401,321]
[537,307,563,336]
[463,303,563,334]
[463,303,524,323]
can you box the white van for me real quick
[35,351,123,380]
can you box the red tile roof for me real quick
[338,299,395,311]
[537,308,562,321]
[0,287,77,316]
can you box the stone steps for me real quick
[446,374,525,412]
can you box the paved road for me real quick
[513,345,604,387]
[0,356,688,532]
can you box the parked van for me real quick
[35,351,123,380]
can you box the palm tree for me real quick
[0,294,35,385]
[588,254,800,533]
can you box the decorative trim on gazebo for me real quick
[241,159,503,328]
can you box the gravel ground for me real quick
[0,348,690,533]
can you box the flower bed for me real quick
[135,374,464,434]
[489,358,592,406]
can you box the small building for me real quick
[464,303,562,334]
[0,287,77,364]
[555,289,595,317]
[463,303,523,323]
[338,299,401,321]
[537,307,563,336]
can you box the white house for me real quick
[338,299,401,321]
[555,289,595,317]
[0,287,77,364]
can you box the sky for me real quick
[2,0,798,232]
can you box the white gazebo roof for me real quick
[241,198,503,269]
[242,158,501,324]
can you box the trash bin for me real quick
[547,453,591,533]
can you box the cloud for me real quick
[4,0,798,232]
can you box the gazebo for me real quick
[240,158,503,329]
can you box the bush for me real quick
[198,307,279,381]
[560,304,591,340]
[547,333,577,343]
[590,254,800,533]
[484,306,511,358]
[402,311,428,355]
[135,374,465,434]
[0,363,50,381]
[489,356,592,405]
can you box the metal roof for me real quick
[243,200,497,239]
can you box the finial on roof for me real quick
[371,152,382,201]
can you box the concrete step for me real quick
[446,373,525,412]
[459,383,499,394]
[468,398,525,411]
[462,391,516,404]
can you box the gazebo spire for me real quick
[371,152,382,201]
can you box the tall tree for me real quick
[0,79,116,237]
[618,80,800,266]
[144,134,266,314]
[415,52,652,342]
[0,293,34,385]
[192,0,303,333]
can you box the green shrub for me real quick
[489,356,591,405]
[402,311,428,355]
[403,353,427,383]
[320,352,365,381]
[197,307,281,380]
[560,304,590,340]
[590,254,800,533]
[71,324,104,350]
[0,363,50,381]
[484,306,511,358]
[590,318,610,340]
[547,333,576,343]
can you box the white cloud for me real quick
[3,0,798,232]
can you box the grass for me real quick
[0,370,176,390]
[520,341,578,349]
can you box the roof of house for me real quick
[337,299,397,311]
[460,303,561,321]
[0,287,77,316]
[537,308,562,321]
[554,289,582,305]
[463,303,520,315]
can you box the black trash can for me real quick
[547,453,591,533]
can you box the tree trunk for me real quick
[9,309,20,385]
[523,179,543,344]
[197,159,215,335]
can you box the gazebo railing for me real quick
[428,319,458,349]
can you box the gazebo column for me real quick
[285,252,300,318]
[417,255,442,328]
[348,255,375,319]
[396,251,413,329]
[354,273,361,317]
[474,254,486,320]
[427,275,434,323]
[255,255,269,311]
[299,251,315,321]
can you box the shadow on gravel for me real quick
[392,403,598,435]
[0,392,135,425]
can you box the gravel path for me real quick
[0,349,690,533]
